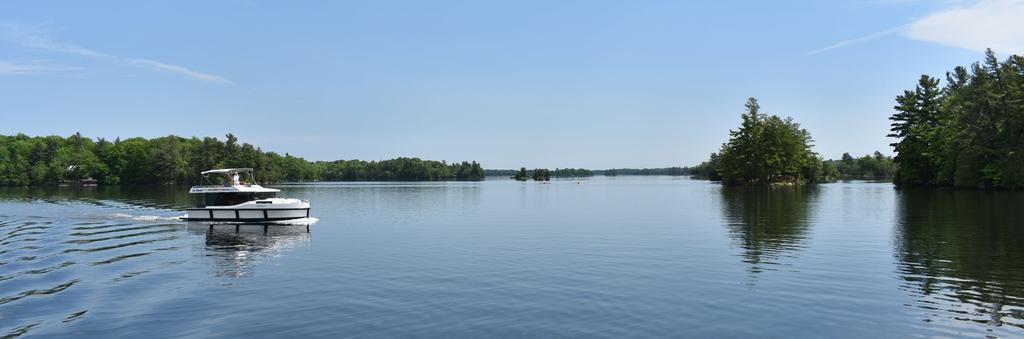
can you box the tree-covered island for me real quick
[509,168,553,181]
[692,98,830,186]
[512,168,530,181]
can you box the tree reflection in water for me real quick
[893,189,1024,331]
[187,223,311,278]
[719,186,818,274]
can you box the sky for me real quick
[1,1,1022,169]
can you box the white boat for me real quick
[183,168,310,222]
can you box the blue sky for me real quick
[1,1,1022,168]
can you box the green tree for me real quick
[889,75,942,186]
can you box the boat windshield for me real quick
[199,192,276,207]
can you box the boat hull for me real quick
[183,207,310,221]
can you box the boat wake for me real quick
[269,217,319,225]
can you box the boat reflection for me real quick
[187,221,312,278]
[893,189,1024,332]
[719,186,819,275]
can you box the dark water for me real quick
[1,177,1023,338]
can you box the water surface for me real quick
[1,177,1022,337]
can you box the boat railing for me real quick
[191,184,256,189]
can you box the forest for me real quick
[889,50,1024,189]
[0,133,485,186]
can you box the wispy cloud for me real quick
[0,23,107,58]
[806,0,1024,56]
[803,25,907,57]
[903,0,1024,55]
[128,59,232,84]
[0,22,231,83]
[0,60,81,75]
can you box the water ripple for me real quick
[71,222,135,231]
[0,261,75,283]
[1,322,40,338]
[91,252,151,266]
[0,246,41,257]
[0,279,79,306]
[61,236,178,254]
[62,310,87,324]
[65,228,178,244]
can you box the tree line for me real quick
[487,167,692,177]
[889,50,1024,189]
[0,133,484,186]
[553,168,593,177]
[489,168,594,178]
[598,167,690,176]
[823,152,895,179]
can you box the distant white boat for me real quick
[182,168,310,222]
[79,178,98,187]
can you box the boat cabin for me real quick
[189,168,280,207]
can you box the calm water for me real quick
[1,177,1022,338]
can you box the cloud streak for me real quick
[0,60,81,75]
[0,23,231,83]
[903,0,1024,55]
[804,25,906,57]
[0,23,107,58]
[129,59,232,84]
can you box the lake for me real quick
[1,176,1022,338]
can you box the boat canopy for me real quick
[189,186,280,194]
[191,168,279,194]
[202,168,253,175]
